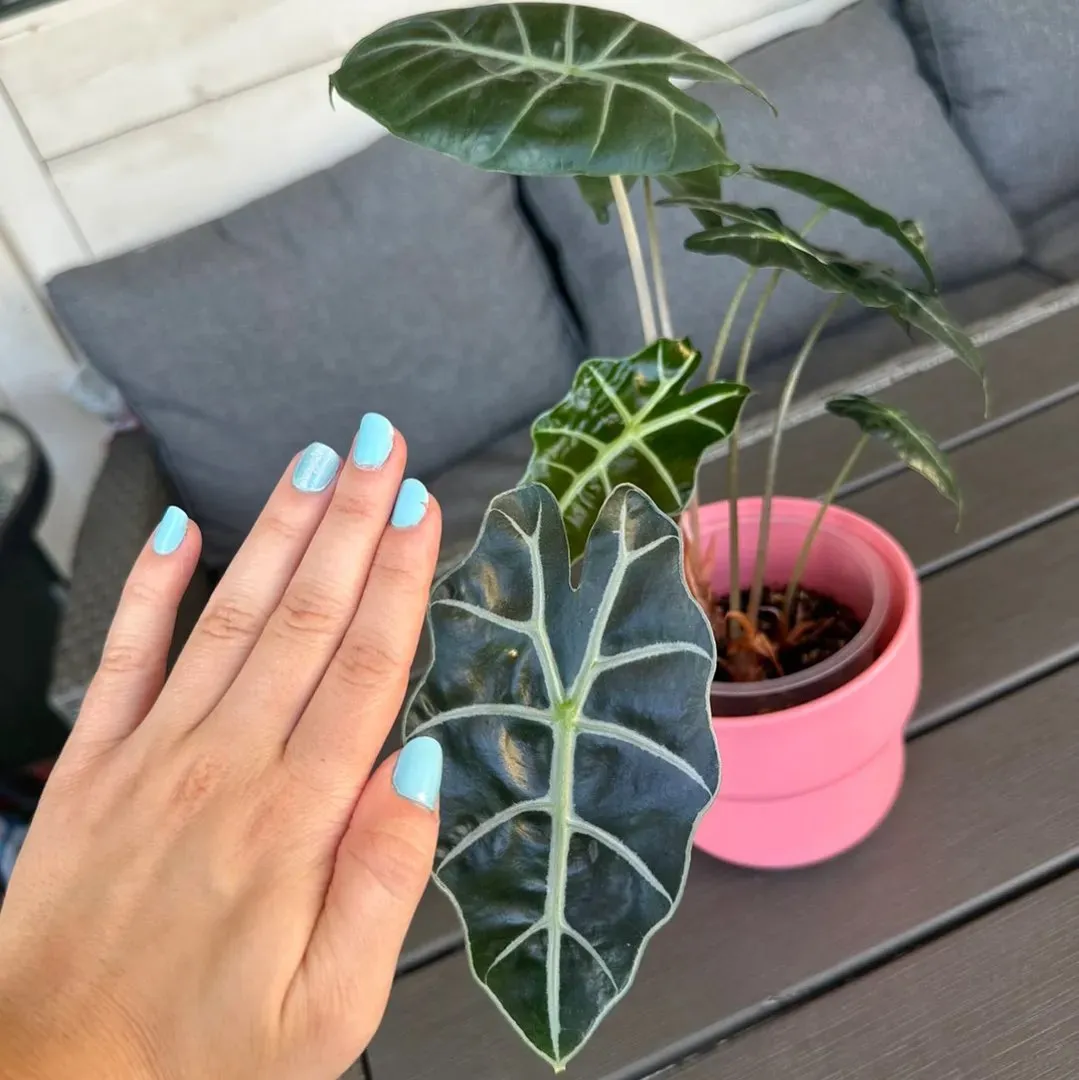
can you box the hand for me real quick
[0,415,443,1080]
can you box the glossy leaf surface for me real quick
[331,3,768,176]
[405,483,719,1069]
[673,199,985,392]
[526,339,750,562]
[827,394,961,519]
[750,165,936,288]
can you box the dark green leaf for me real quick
[750,165,936,288]
[574,175,635,224]
[526,338,750,562]
[405,482,719,1070]
[331,3,770,176]
[827,394,961,520]
[574,161,735,226]
[671,197,985,395]
[657,162,736,227]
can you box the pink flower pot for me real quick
[692,497,921,869]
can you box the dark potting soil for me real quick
[714,585,864,682]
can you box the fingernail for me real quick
[392,736,443,811]
[153,506,188,555]
[353,412,394,470]
[391,478,429,528]
[292,442,340,493]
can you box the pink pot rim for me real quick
[699,496,919,730]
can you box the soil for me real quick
[713,585,864,683]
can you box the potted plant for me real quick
[331,3,982,1070]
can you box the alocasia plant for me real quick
[333,2,983,1067]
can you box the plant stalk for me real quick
[611,176,658,344]
[706,267,755,383]
[727,206,830,622]
[746,295,845,627]
[783,434,869,624]
[642,177,674,339]
[683,266,757,588]
[725,268,782,617]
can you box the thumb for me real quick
[300,737,442,1054]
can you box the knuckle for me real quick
[329,487,383,524]
[371,547,425,594]
[276,580,350,638]
[123,576,164,607]
[168,751,228,813]
[346,823,431,903]
[261,510,306,545]
[333,632,407,690]
[198,596,262,644]
[98,638,146,678]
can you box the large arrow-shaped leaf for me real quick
[525,338,750,562]
[827,394,962,521]
[331,3,770,176]
[669,198,985,395]
[405,483,719,1069]
[750,166,936,288]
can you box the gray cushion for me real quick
[902,0,1079,220]
[48,137,581,567]
[522,0,1023,367]
[1025,197,1079,282]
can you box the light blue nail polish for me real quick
[392,737,443,811]
[292,442,340,493]
[391,478,429,528]
[353,412,394,470]
[153,506,188,555]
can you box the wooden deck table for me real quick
[354,285,1079,1080]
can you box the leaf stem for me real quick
[611,176,658,344]
[706,267,754,383]
[642,178,674,339]
[746,295,845,627]
[783,433,869,624]
[726,206,830,621]
[725,268,782,617]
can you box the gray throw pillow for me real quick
[48,136,581,567]
[523,0,1023,366]
[901,0,1079,220]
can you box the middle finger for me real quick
[214,412,407,750]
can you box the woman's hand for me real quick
[0,414,443,1080]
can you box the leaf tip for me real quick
[747,81,778,117]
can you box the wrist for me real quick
[0,990,158,1080]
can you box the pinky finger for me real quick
[71,505,202,757]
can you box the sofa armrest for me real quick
[49,431,212,725]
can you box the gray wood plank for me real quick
[915,509,1079,726]
[699,300,1079,504]
[673,871,1079,1080]
[399,393,1079,966]
[369,660,1079,1080]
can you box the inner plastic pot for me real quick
[707,503,892,716]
